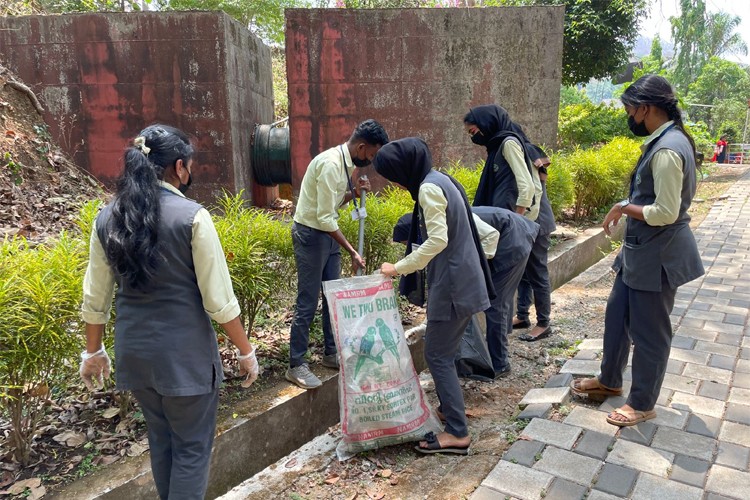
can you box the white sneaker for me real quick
[285,364,322,389]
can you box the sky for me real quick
[639,0,750,64]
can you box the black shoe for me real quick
[512,319,531,330]
[494,366,512,379]
[518,327,552,342]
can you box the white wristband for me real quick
[81,344,105,360]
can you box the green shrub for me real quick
[0,233,87,465]
[211,193,294,330]
[558,102,630,150]
[545,155,575,219]
[684,121,713,161]
[444,160,483,204]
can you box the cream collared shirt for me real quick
[81,181,240,325]
[394,183,499,276]
[639,121,684,226]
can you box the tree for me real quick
[686,57,750,134]
[670,0,707,91]
[704,11,748,60]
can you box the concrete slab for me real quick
[573,430,614,460]
[719,421,750,447]
[606,439,674,478]
[517,403,553,420]
[651,405,691,430]
[544,478,587,500]
[503,439,546,467]
[533,446,602,486]
[482,460,554,500]
[618,421,657,446]
[593,463,637,497]
[518,387,570,407]
[630,471,703,500]
[520,418,582,450]
[685,413,722,439]
[681,363,732,384]
[651,426,717,461]
[670,392,726,418]
[715,441,750,470]
[563,406,618,436]
[705,464,750,499]
[558,359,600,376]
[670,455,709,489]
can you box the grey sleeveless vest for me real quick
[472,206,540,273]
[96,190,223,396]
[613,127,705,292]
[421,171,490,321]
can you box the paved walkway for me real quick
[472,171,750,500]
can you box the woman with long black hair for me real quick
[375,138,496,455]
[80,125,258,498]
[571,75,704,426]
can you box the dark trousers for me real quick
[132,388,219,500]
[289,222,340,368]
[517,232,551,327]
[425,310,472,438]
[599,271,676,411]
[486,258,529,372]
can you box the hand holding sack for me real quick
[79,345,111,391]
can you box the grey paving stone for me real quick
[469,485,501,500]
[729,298,750,308]
[670,454,710,488]
[587,491,622,500]
[720,421,750,447]
[675,324,715,341]
[619,421,657,446]
[671,392,726,418]
[563,406,618,436]
[709,354,736,371]
[559,359,600,376]
[661,373,699,394]
[698,381,730,401]
[742,347,750,360]
[652,426,717,461]
[705,493,736,500]
[517,403,552,421]
[502,439,546,467]
[681,363,732,384]
[729,387,750,407]
[578,339,603,350]
[597,396,628,414]
[593,463,637,497]
[543,477,587,500]
[606,439,674,477]
[738,359,750,374]
[630,470,703,500]
[690,300,713,310]
[482,459,553,500]
[685,413,721,439]
[573,430,614,460]
[665,358,685,375]
[705,464,750,499]
[651,405,690,430]
[520,418,582,450]
[735,372,750,390]
[544,373,573,389]
[533,446,602,486]
[669,347,710,365]
[724,313,747,325]
[519,387,569,407]
[671,335,696,350]
[716,441,750,470]
[725,402,750,426]
[656,388,674,407]
[684,309,725,322]
[694,340,739,357]
[717,332,743,346]
[573,350,598,360]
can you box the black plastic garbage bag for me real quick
[455,313,495,382]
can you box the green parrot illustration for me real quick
[376,318,399,362]
[354,327,377,378]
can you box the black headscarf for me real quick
[373,138,496,305]
[466,104,534,207]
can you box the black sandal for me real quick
[518,327,552,342]
[414,432,470,455]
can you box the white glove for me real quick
[237,348,259,388]
[79,345,111,391]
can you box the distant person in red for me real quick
[711,135,728,163]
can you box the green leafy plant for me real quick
[0,233,87,465]
[544,156,575,219]
[557,102,630,150]
[3,152,23,186]
[444,160,483,204]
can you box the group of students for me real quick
[79,74,704,496]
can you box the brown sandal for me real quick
[570,378,623,401]
[606,407,656,427]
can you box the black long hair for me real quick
[105,124,194,290]
[620,75,698,166]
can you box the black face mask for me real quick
[352,156,371,168]
[471,132,488,146]
[628,115,650,137]
[178,172,192,194]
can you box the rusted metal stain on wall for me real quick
[0,12,275,206]
[286,7,565,194]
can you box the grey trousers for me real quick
[289,222,340,368]
[599,271,676,411]
[486,258,529,372]
[425,310,472,438]
[132,388,219,500]
[517,232,551,327]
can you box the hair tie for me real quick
[133,136,151,156]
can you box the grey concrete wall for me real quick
[286,7,565,192]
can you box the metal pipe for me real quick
[356,177,367,276]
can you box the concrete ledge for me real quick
[50,222,618,499]
[548,223,624,290]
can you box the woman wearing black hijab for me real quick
[465,105,555,341]
[375,138,495,454]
